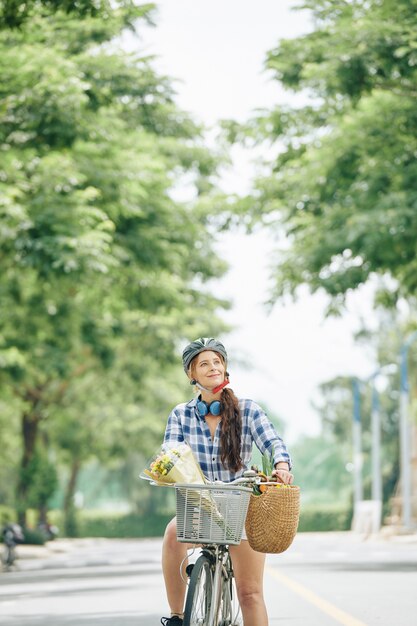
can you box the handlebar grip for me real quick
[242,469,257,478]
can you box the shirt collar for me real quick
[186,396,206,421]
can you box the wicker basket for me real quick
[245,484,300,554]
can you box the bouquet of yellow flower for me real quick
[140,442,207,485]
[141,442,240,542]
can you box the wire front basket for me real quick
[175,483,252,545]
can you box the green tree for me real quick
[22,447,58,524]
[313,370,400,516]
[290,433,352,505]
[0,389,21,509]
[231,0,417,311]
[0,5,229,525]
[0,0,151,29]
[310,311,417,515]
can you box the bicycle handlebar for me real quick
[143,468,284,488]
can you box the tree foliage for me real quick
[290,433,352,505]
[0,4,230,524]
[234,0,417,310]
[0,0,155,29]
[311,311,417,511]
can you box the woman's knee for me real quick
[163,518,178,547]
[237,584,264,610]
[230,541,265,609]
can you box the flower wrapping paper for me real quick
[141,441,206,485]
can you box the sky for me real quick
[128,0,379,443]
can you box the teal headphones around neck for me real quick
[196,399,221,417]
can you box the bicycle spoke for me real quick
[183,555,213,626]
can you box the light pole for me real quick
[351,365,396,532]
[367,364,397,530]
[352,377,363,509]
[370,378,382,505]
[400,330,417,529]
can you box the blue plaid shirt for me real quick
[163,396,292,482]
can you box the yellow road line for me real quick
[266,566,368,626]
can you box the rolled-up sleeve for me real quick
[250,405,292,469]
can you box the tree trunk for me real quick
[17,409,41,526]
[64,457,81,515]
[63,457,81,537]
[38,504,48,526]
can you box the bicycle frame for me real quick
[208,545,232,625]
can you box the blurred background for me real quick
[1,0,417,545]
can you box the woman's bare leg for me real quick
[161,517,188,616]
[229,540,268,626]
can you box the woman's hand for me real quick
[271,466,294,485]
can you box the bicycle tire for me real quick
[183,554,213,626]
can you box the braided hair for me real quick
[190,356,243,473]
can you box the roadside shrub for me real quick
[21,528,46,545]
[298,503,352,532]
[77,512,173,538]
[58,503,353,538]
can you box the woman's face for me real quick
[191,350,226,390]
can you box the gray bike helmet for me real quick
[182,337,228,372]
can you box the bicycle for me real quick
[174,472,257,626]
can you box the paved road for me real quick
[1,531,416,625]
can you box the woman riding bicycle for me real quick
[160,337,293,626]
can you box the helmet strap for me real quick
[194,381,212,393]
[192,376,230,395]
[212,377,230,394]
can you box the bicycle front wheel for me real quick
[183,554,213,626]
